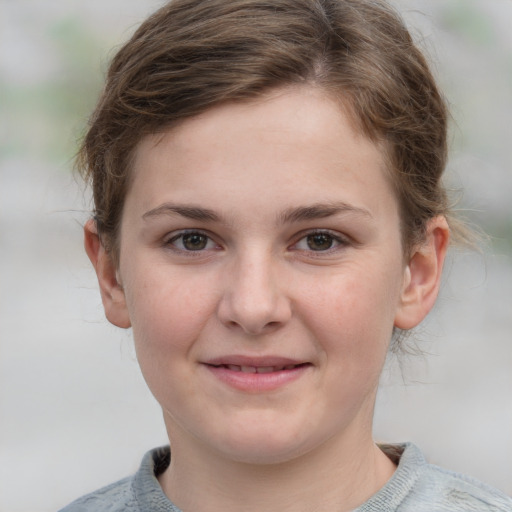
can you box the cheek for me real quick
[123,268,220,406]
[123,266,218,357]
[299,264,401,360]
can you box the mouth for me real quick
[207,363,310,374]
[202,358,312,392]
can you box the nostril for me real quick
[222,317,284,335]
[217,284,292,335]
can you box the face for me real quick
[106,87,421,464]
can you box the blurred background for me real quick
[0,0,511,510]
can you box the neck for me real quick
[159,425,396,512]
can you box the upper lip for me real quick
[203,355,308,368]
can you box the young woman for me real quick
[60,0,512,510]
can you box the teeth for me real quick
[241,366,257,373]
[256,366,275,374]
[227,365,241,371]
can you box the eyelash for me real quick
[164,229,350,256]
[165,230,220,254]
[291,229,350,255]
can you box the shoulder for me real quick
[408,461,512,512]
[58,476,135,512]
[58,446,175,512]
[367,443,512,512]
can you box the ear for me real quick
[394,216,450,330]
[84,219,131,328]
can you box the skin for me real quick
[85,86,449,512]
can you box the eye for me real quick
[305,233,335,251]
[293,231,347,252]
[167,231,218,252]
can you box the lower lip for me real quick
[203,364,311,393]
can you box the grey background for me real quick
[1,1,511,510]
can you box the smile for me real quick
[210,363,306,374]
[203,360,312,392]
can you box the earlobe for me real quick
[84,219,131,329]
[394,216,450,330]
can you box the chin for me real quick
[209,422,322,466]
[221,442,308,466]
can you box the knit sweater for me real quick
[59,443,512,511]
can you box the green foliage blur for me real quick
[1,17,104,162]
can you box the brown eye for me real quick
[306,233,335,251]
[181,233,209,250]
[293,231,347,254]
[168,231,217,252]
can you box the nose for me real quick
[217,252,292,336]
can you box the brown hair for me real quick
[78,0,454,261]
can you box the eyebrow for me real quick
[142,204,219,222]
[278,202,372,224]
[142,201,372,224]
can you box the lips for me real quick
[204,355,308,370]
[202,357,311,392]
[211,363,307,374]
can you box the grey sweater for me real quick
[59,444,512,511]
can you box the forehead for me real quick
[127,87,396,222]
